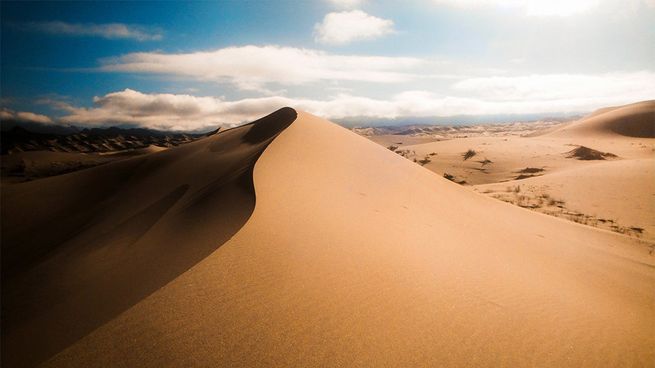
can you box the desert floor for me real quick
[363,101,655,243]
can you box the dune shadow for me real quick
[1,108,297,367]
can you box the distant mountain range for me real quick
[336,112,582,128]
[0,119,218,155]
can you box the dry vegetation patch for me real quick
[567,146,618,160]
[486,186,646,239]
[462,149,477,160]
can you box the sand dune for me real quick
[0,146,168,183]
[545,100,655,138]
[11,110,649,367]
[476,158,655,241]
[1,125,203,155]
[383,101,653,241]
[1,108,296,367]
[1,151,117,183]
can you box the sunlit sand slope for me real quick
[46,111,654,367]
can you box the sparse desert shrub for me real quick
[514,167,545,180]
[547,197,565,207]
[518,167,544,174]
[462,149,477,161]
[442,173,467,185]
[516,195,529,207]
[566,146,618,160]
[387,145,398,151]
[418,157,431,166]
[395,149,411,158]
[429,152,437,156]
[477,158,492,166]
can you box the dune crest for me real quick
[42,111,655,367]
[1,107,297,367]
[546,100,655,138]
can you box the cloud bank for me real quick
[1,108,54,124]
[99,45,422,91]
[24,21,163,41]
[43,71,654,130]
[314,10,395,45]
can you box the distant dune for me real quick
[0,125,214,182]
[2,108,651,367]
[369,101,654,241]
[0,125,204,155]
[545,100,655,138]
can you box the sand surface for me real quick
[389,101,654,241]
[1,108,296,367]
[1,151,118,183]
[32,110,655,367]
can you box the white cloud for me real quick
[314,10,395,45]
[50,71,655,130]
[326,0,365,9]
[99,45,421,91]
[53,89,291,131]
[0,108,54,124]
[432,0,654,16]
[25,21,163,41]
[452,72,655,102]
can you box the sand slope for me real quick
[1,108,297,367]
[476,158,655,241]
[1,151,117,183]
[391,101,654,241]
[545,100,655,138]
[41,111,655,367]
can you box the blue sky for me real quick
[1,0,654,130]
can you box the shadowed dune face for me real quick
[546,100,655,138]
[0,107,297,367]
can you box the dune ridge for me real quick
[42,111,655,367]
[1,107,297,367]
[545,100,655,138]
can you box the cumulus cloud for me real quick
[326,0,365,9]
[99,45,422,91]
[314,10,395,45]
[1,108,54,124]
[24,21,163,41]
[50,71,655,130]
[53,89,290,131]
